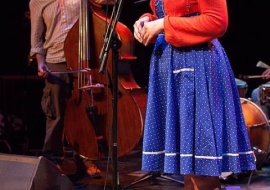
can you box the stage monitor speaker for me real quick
[0,153,74,190]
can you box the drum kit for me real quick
[219,71,270,181]
[235,61,270,170]
[219,61,270,182]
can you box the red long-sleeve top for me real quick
[141,0,228,47]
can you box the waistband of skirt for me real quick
[175,41,212,51]
[157,34,211,50]
[190,42,211,49]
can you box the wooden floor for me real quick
[57,142,270,190]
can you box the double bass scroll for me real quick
[64,0,147,160]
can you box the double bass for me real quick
[64,0,147,160]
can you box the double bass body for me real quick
[64,2,146,159]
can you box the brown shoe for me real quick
[86,164,102,179]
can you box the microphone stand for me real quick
[99,0,124,189]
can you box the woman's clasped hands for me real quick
[133,16,164,46]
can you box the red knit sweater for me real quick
[141,0,228,47]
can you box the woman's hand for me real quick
[133,16,150,44]
[134,18,164,46]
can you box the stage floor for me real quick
[56,142,270,190]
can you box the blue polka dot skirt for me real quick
[141,35,256,176]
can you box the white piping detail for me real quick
[143,150,254,160]
[173,68,194,73]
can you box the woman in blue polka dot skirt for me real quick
[133,0,256,189]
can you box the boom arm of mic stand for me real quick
[98,0,124,74]
[98,0,118,61]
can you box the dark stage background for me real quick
[1,0,270,152]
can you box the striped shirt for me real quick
[29,0,80,64]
